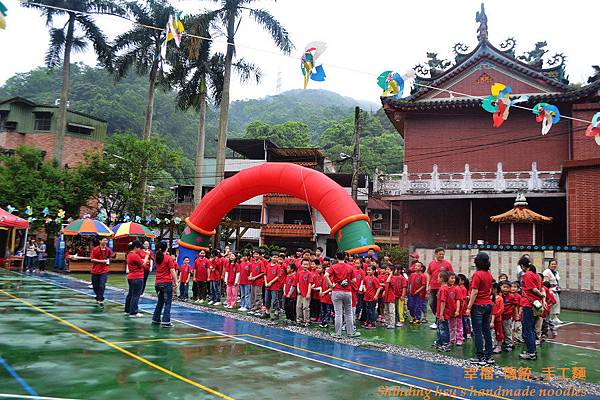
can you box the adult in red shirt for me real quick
[193,250,209,303]
[90,237,112,306]
[125,240,149,317]
[518,257,545,359]
[325,252,359,338]
[465,252,494,365]
[426,247,454,329]
[152,242,178,326]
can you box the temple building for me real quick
[374,4,600,248]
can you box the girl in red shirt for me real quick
[152,242,178,327]
[394,267,407,327]
[238,255,252,311]
[224,253,239,309]
[319,261,333,328]
[283,264,298,322]
[208,250,223,305]
[362,265,380,329]
[448,273,464,346]
[178,257,191,301]
[382,265,397,329]
[125,240,149,317]
[457,274,471,341]
[490,283,504,354]
[408,262,427,324]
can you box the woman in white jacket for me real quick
[542,259,562,324]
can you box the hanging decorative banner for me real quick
[585,112,600,146]
[301,41,327,89]
[377,71,405,99]
[6,205,16,214]
[123,212,131,222]
[533,102,560,135]
[24,206,32,216]
[0,1,7,30]
[167,13,184,47]
[57,209,66,219]
[42,207,50,217]
[481,83,529,128]
[146,215,152,225]
[135,215,142,223]
[160,25,168,61]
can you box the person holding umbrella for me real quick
[90,237,112,307]
[125,240,150,317]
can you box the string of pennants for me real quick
[3,206,184,226]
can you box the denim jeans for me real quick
[142,268,150,294]
[239,284,251,309]
[409,295,424,320]
[125,279,144,315]
[462,316,472,339]
[332,291,354,335]
[366,300,377,324]
[265,289,281,317]
[356,293,365,321]
[91,273,108,302]
[153,283,173,324]
[471,303,493,359]
[321,302,333,324]
[179,283,189,300]
[521,306,537,354]
[210,280,221,303]
[436,319,450,345]
[25,256,37,272]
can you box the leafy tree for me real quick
[79,133,184,217]
[208,0,294,185]
[112,0,177,141]
[23,0,124,164]
[168,13,260,205]
[244,120,313,148]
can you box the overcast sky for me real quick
[1,0,598,104]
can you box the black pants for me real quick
[284,297,297,321]
[192,281,208,300]
[142,269,150,294]
[91,273,108,302]
[356,293,366,321]
[310,298,321,319]
[429,289,439,318]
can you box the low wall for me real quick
[415,248,600,312]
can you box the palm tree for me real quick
[112,0,176,141]
[208,0,293,184]
[24,0,123,165]
[169,13,261,206]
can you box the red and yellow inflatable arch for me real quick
[178,163,380,261]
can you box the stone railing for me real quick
[374,162,561,196]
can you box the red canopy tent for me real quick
[0,207,29,271]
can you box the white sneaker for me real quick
[199,299,204,304]
[552,317,563,324]
[129,313,144,318]
[214,302,221,306]
[239,307,248,312]
[430,323,438,329]
[208,301,214,305]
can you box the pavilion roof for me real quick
[490,206,553,224]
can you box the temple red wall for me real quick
[567,167,600,246]
[430,64,559,99]
[403,108,570,173]
[0,131,103,166]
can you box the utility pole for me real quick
[351,106,361,202]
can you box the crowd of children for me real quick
[140,244,560,362]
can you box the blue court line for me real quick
[13,271,597,400]
[0,355,39,396]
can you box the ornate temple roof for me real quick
[490,194,553,224]
[381,3,600,114]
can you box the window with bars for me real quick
[34,112,52,131]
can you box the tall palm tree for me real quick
[24,0,123,165]
[112,0,176,141]
[208,0,293,185]
[169,13,261,206]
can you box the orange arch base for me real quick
[178,163,379,262]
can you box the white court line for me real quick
[0,394,80,400]
[554,322,574,329]
[8,271,495,400]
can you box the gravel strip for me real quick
[57,273,600,395]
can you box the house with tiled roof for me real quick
[373,4,600,248]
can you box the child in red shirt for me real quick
[394,267,407,327]
[500,280,518,350]
[362,265,380,329]
[207,250,222,305]
[447,273,464,346]
[382,265,397,329]
[435,270,451,350]
[457,274,471,341]
[178,257,191,301]
[408,262,427,324]
[510,281,524,344]
[224,253,239,309]
[310,260,323,322]
[296,259,313,326]
[283,263,298,322]
[193,251,209,303]
[264,255,283,320]
[319,261,333,328]
[541,281,557,339]
[491,283,504,353]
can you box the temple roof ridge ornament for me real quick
[476,3,488,43]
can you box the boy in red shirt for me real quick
[309,260,323,323]
[362,265,380,329]
[382,265,397,329]
[207,250,222,305]
[500,280,518,351]
[178,257,191,301]
[193,250,209,303]
[319,259,333,328]
[264,254,283,320]
[394,267,407,327]
[541,281,557,339]
[491,283,504,354]
[408,262,427,324]
[296,259,313,326]
[435,270,451,350]
[248,251,265,315]
[353,259,366,324]
[238,256,251,311]
[283,263,298,322]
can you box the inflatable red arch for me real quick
[177,162,380,261]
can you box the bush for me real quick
[380,245,410,269]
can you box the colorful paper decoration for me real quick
[57,209,66,219]
[24,206,32,216]
[146,215,152,225]
[44,217,52,224]
[6,205,16,214]
[585,112,600,146]
[301,41,327,89]
[533,103,560,135]
[164,217,171,224]
[134,215,142,223]
[154,217,161,225]
[174,217,182,225]
[481,83,529,128]
[377,71,405,99]
[123,213,131,222]
[42,207,49,217]
[167,13,184,47]
[0,1,7,30]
